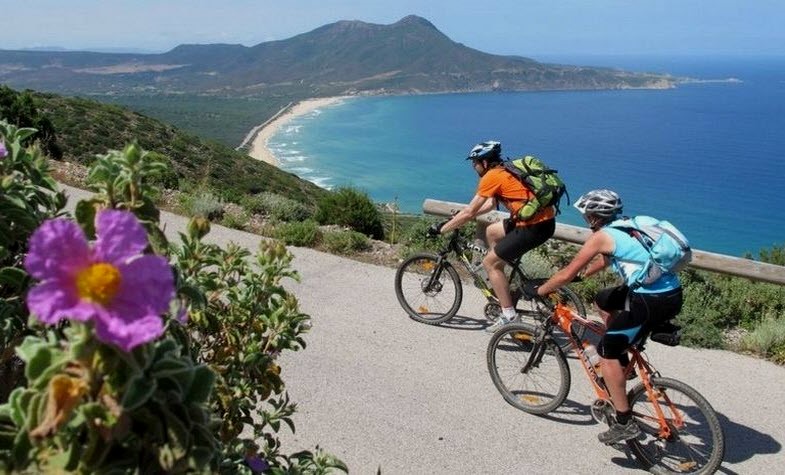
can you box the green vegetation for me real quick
[270,220,322,247]
[102,94,294,147]
[316,186,385,240]
[0,133,345,472]
[28,89,329,204]
[0,85,62,159]
[241,192,313,223]
[179,190,226,221]
[322,229,371,254]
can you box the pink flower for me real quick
[0,140,7,159]
[25,210,175,351]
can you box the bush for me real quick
[241,192,312,222]
[315,186,384,239]
[0,121,66,403]
[180,190,225,220]
[220,208,250,230]
[272,220,321,247]
[322,229,371,254]
[740,318,785,361]
[0,139,346,473]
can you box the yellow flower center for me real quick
[75,263,122,305]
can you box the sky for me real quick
[1,0,783,57]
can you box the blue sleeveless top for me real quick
[601,226,681,294]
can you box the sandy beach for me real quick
[247,96,349,166]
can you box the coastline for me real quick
[248,96,350,166]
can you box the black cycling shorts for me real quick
[594,285,683,359]
[494,218,555,264]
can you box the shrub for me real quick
[241,192,312,222]
[180,190,225,220]
[272,220,321,247]
[0,121,66,403]
[0,140,346,473]
[740,318,785,361]
[316,186,384,239]
[322,229,371,254]
[220,208,250,230]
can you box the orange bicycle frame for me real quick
[552,302,683,438]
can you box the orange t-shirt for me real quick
[476,167,555,226]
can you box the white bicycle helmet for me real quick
[467,141,502,161]
[574,189,623,219]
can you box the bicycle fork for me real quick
[519,329,552,374]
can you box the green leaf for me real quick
[121,376,157,411]
[15,128,38,142]
[162,407,189,462]
[184,366,215,405]
[25,345,65,383]
[151,339,179,361]
[11,429,32,467]
[74,199,99,239]
[0,267,28,291]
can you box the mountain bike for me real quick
[394,229,586,332]
[486,299,725,474]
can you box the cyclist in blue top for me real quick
[528,189,683,445]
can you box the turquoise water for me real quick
[268,56,785,257]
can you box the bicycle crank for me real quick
[590,399,615,425]
[483,302,502,321]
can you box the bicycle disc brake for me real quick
[421,277,443,296]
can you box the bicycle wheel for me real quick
[486,322,571,414]
[627,377,725,475]
[394,253,462,325]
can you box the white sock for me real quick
[502,307,517,320]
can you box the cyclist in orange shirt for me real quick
[428,141,556,331]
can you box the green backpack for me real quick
[502,156,569,221]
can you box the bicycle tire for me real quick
[627,377,725,475]
[486,322,571,414]
[394,253,462,325]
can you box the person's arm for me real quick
[440,194,490,233]
[476,197,497,215]
[537,231,614,296]
[581,254,610,279]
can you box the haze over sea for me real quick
[268,55,785,257]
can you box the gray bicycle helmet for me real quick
[467,141,502,161]
[573,189,623,219]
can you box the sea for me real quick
[267,55,785,257]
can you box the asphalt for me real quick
[62,184,785,474]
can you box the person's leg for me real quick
[484,220,506,248]
[482,220,513,311]
[596,296,647,444]
[484,249,512,308]
[484,219,554,329]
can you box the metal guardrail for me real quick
[423,199,785,286]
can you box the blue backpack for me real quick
[609,216,692,287]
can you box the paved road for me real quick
[63,185,785,473]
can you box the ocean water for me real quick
[267,56,785,257]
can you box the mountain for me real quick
[0,15,675,97]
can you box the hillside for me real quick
[0,15,676,97]
[27,90,328,203]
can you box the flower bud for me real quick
[187,216,211,240]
